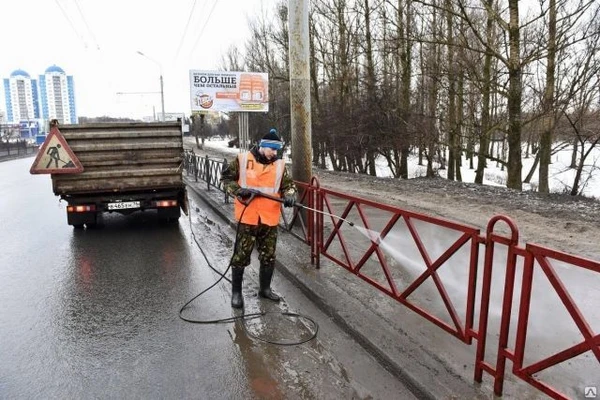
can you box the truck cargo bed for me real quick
[52,122,184,195]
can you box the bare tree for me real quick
[234,0,600,198]
[537,0,558,193]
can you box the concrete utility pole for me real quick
[137,51,165,122]
[288,0,312,184]
[159,74,165,122]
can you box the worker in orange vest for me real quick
[221,129,297,308]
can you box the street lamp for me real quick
[136,50,165,122]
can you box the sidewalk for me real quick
[182,165,491,399]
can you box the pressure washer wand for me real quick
[241,190,355,227]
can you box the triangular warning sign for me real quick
[30,127,83,174]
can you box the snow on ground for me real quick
[195,136,600,200]
[369,144,600,200]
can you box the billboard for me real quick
[189,70,269,113]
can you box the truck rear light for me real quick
[67,205,96,213]
[154,200,178,208]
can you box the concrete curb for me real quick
[184,176,489,400]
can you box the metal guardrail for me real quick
[314,185,600,400]
[0,142,38,160]
[475,216,600,399]
[184,150,228,203]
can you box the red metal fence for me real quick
[316,186,482,342]
[184,153,599,399]
[300,178,600,400]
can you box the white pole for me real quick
[160,74,165,122]
[137,51,165,121]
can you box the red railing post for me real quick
[513,247,535,378]
[474,229,497,382]
[491,216,519,396]
[316,178,323,269]
[308,177,316,266]
[465,236,481,345]
[474,215,520,396]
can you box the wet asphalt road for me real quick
[0,157,416,399]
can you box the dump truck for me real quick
[48,121,187,228]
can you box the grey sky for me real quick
[0,0,275,119]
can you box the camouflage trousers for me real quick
[230,222,279,268]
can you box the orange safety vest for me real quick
[234,152,285,226]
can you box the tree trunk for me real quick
[363,0,378,177]
[475,0,494,185]
[398,0,412,179]
[538,0,556,194]
[425,0,440,178]
[570,160,584,196]
[570,137,578,168]
[571,139,600,196]
[523,152,540,184]
[506,0,523,190]
[455,26,465,182]
[446,0,457,181]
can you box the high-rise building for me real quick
[3,69,40,123]
[2,65,78,127]
[39,65,77,124]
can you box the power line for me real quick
[73,0,100,50]
[54,0,88,48]
[175,0,201,60]
[189,0,218,57]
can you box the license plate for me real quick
[107,201,140,210]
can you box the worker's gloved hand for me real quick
[237,188,253,200]
[283,194,296,208]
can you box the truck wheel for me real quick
[73,224,84,230]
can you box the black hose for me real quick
[179,191,319,346]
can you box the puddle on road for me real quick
[227,300,357,400]
[230,317,286,400]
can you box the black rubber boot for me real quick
[231,266,245,309]
[258,264,280,302]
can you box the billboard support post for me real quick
[238,112,249,152]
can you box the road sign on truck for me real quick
[30,121,188,228]
[30,127,83,174]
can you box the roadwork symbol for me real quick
[30,127,83,174]
[586,386,598,398]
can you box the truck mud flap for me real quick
[181,187,189,216]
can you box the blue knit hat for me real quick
[259,128,282,150]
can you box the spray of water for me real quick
[352,225,425,277]
[350,224,467,315]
